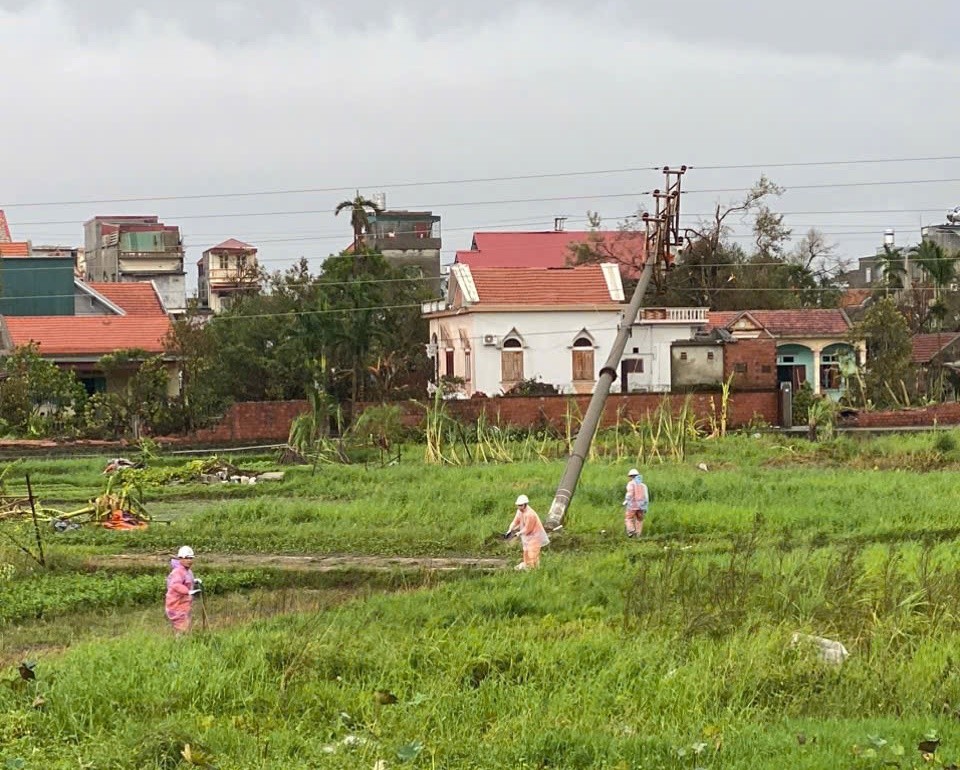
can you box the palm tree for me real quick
[334,191,383,253]
[875,244,907,296]
[910,240,958,330]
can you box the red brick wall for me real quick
[372,392,779,431]
[723,337,778,391]
[839,402,960,428]
[185,400,310,443]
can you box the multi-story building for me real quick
[197,239,261,313]
[363,195,442,295]
[83,216,186,314]
[922,223,960,258]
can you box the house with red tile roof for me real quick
[421,263,626,396]
[704,309,863,398]
[197,238,261,313]
[454,228,647,279]
[0,280,177,396]
[912,332,960,400]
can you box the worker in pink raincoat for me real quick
[165,546,202,635]
[623,469,648,538]
[504,495,549,571]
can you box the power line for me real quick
[8,177,960,227]
[684,178,960,195]
[3,154,959,209]
[9,193,649,227]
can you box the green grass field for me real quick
[3,431,960,768]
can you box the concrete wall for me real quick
[123,273,182,313]
[622,322,705,392]
[671,343,723,388]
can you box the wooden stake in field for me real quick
[25,475,45,567]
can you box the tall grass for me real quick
[8,435,960,766]
[4,554,960,768]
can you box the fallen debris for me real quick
[789,632,849,665]
[0,464,150,530]
[114,458,284,487]
[103,458,141,474]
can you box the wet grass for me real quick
[4,432,960,767]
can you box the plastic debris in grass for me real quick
[0,467,150,530]
[110,457,285,488]
[789,632,849,665]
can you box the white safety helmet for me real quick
[628,469,640,477]
[515,494,529,506]
[177,546,195,559]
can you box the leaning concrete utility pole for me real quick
[544,165,686,531]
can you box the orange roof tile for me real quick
[0,242,31,257]
[4,316,172,357]
[706,309,851,337]
[86,282,166,315]
[465,265,621,307]
[912,333,960,364]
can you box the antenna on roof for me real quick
[0,210,11,243]
[554,217,566,232]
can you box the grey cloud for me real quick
[1,0,957,58]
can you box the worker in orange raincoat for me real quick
[504,495,549,570]
[165,546,202,635]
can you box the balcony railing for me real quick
[207,267,260,285]
[421,299,447,314]
[637,307,708,323]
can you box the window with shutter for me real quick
[501,350,523,382]
[572,349,594,380]
[572,336,595,381]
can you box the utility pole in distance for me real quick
[544,165,687,531]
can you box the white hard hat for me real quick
[515,494,529,506]
[628,469,640,477]
[177,546,195,559]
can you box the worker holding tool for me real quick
[503,494,550,571]
[623,469,648,538]
[165,545,202,636]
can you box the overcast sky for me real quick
[1,0,958,295]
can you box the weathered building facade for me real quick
[83,216,185,314]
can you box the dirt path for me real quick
[88,552,510,572]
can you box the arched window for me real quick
[572,335,595,382]
[501,336,524,383]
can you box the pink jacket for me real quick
[164,558,194,619]
[510,506,550,548]
[625,479,648,511]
